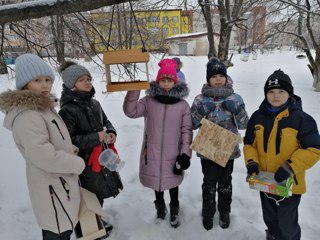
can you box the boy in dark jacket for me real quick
[191,58,249,230]
[244,70,320,240]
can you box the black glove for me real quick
[173,154,191,175]
[223,99,242,115]
[274,162,292,183]
[247,160,259,176]
[198,101,216,116]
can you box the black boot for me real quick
[154,200,167,221]
[170,202,180,228]
[202,216,213,231]
[101,219,113,232]
[219,212,230,229]
[202,184,215,230]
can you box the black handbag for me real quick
[80,144,123,201]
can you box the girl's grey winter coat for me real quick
[0,90,85,234]
[123,82,192,192]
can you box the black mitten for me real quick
[274,161,293,183]
[173,160,182,175]
[179,153,191,170]
[173,154,191,175]
[247,159,259,176]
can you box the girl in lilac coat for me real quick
[123,59,192,228]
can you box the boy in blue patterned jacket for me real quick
[191,58,249,230]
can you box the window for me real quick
[173,28,179,34]
[162,16,169,23]
[149,28,160,34]
[172,16,179,22]
[149,16,160,23]
[162,28,169,35]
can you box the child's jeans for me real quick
[260,192,301,240]
[42,229,72,240]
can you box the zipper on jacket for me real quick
[49,185,74,231]
[51,120,65,140]
[294,174,298,185]
[59,177,71,201]
[159,105,167,191]
[49,185,60,234]
[144,147,148,165]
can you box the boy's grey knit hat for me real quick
[15,53,55,89]
[61,64,91,89]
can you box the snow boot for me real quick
[154,200,167,221]
[101,219,113,233]
[219,212,230,229]
[170,202,180,228]
[202,216,213,230]
[202,184,215,230]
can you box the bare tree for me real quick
[0,0,135,25]
[270,0,320,91]
[199,0,217,58]
[198,0,260,62]
[0,0,134,72]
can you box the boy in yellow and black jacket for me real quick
[243,70,320,240]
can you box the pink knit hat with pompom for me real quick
[156,59,178,83]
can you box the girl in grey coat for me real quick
[123,59,192,228]
[0,54,85,240]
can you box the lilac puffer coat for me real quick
[123,82,192,191]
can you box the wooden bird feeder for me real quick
[191,118,243,167]
[103,49,150,92]
[75,188,106,240]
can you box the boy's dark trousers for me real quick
[260,192,301,240]
[42,229,72,240]
[201,158,234,218]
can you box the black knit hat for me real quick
[206,58,227,82]
[264,69,293,96]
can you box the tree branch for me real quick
[0,0,136,25]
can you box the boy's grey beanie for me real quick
[61,64,91,89]
[15,53,55,89]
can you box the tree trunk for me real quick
[51,16,65,65]
[199,0,216,59]
[311,49,320,91]
[0,24,8,74]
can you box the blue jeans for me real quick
[42,229,72,240]
[260,192,301,240]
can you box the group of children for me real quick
[0,53,319,240]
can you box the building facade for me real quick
[90,9,192,52]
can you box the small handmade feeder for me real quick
[103,49,150,92]
[247,171,293,198]
[75,188,106,240]
[191,118,242,167]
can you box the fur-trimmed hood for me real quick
[0,90,57,130]
[146,81,189,99]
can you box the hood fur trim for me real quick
[0,90,56,112]
[146,81,189,99]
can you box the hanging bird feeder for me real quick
[103,49,150,92]
[102,0,150,92]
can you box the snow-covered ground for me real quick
[1,49,319,240]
